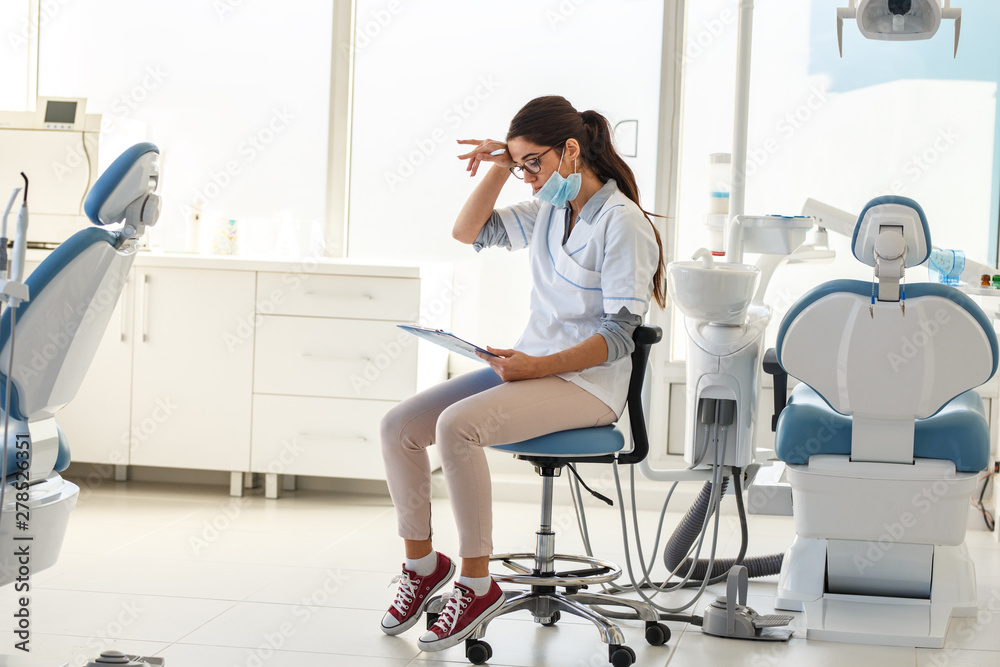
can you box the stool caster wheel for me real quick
[609,644,636,667]
[425,612,439,630]
[466,639,492,665]
[541,611,561,627]
[645,621,670,646]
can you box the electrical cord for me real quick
[0,306,18,516]
[568,421,781,623]
[79,131,93,215]
[578,428,727,622]
[975,471,995,532]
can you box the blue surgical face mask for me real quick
[534,148,581,208]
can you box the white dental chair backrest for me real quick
[777,196,997,464]
[0,143,160,425]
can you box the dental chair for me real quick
[768,196,995,648]
[429,325,668,667]
[0,143,161,589]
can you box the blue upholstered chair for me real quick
[767,196,996,648]
[0,143,161,586]
[430,325,668,667]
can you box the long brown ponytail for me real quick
[507,96,666,308]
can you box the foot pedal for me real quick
[752,613,795,629]
[701,566,793,642]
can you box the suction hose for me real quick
[662,477,784,582]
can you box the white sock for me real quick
[458,575,492,596]
[405,551,438,576]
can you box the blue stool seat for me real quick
[491,425,625,457]
[775,383,990,472]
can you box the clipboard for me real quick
[397,325,499,363]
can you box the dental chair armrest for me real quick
[763,348,787,432]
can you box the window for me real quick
[20,0,333,255]
[0,1,31,112]
[348,0,665,347]
[672,0,1000,359]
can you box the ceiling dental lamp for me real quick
[837,0,962,56]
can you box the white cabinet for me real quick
[129,267,256,472]
[250,268,450,493]
[25,250,449,496]
[54,267,135,467]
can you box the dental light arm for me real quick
[838,1,961,57]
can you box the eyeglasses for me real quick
[509,145,561,180]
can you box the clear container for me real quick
[703,213,728,255]
[708,153,731,215]
[928,249,965,286]
[211,218,239,255]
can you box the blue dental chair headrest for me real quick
[84,142,160,226]
[851,195,931,268]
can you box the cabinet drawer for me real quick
[254,315,417,401]
[256,272,419,320]
[251,394,393,479]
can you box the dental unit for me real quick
[0,144,165,667]
[559,0,991,652]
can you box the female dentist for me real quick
[379,95,665,652]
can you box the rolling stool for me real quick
[429,325,668,667]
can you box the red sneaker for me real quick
[418,579,505,652]
[381,553,456,636]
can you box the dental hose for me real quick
[572,461,783,624]
[661,475,783,584]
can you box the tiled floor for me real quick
[2,474,999,666]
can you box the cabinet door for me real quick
[52,266,135,465]
[130,267,255,471]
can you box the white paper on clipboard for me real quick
[397,325,499,363]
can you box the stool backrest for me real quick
[616,325,662,465]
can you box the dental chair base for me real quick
[776,537,976,648]
[773,455,980,648]
[0,474,78,587]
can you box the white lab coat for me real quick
[494,179,658,416]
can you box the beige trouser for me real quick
[380,367,617,558]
